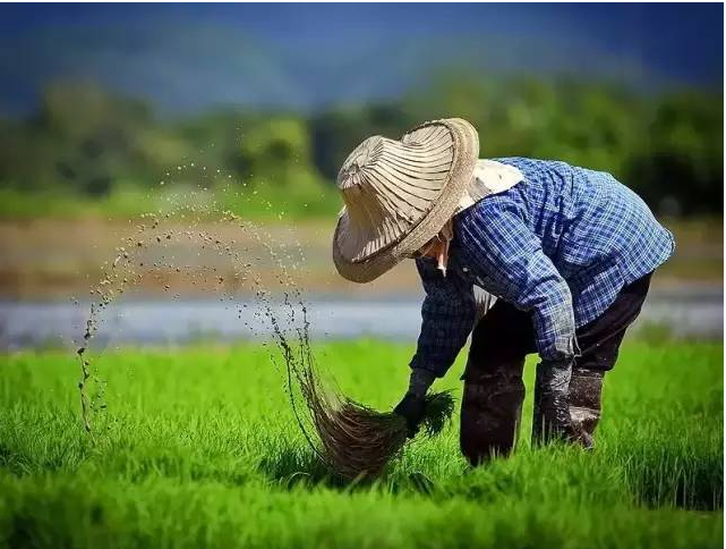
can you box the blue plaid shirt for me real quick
[411,157,675,376]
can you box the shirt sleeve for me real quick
[409,257,476,377]
[457,201,580,362]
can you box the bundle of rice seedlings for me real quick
[273,312,455,480]
[314,391,455,480]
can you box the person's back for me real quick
[456,156,674,326]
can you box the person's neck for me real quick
[423,220,454,276]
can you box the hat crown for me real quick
[337,136,384,190]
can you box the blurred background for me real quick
[0,3,722,347]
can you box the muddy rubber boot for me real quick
[460,364,525,466]
[568,369,604,449]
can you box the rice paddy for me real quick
[0,338,722,548]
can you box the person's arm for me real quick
[410,257,477,377]
[457,202,580,443]
[394,257,476,436]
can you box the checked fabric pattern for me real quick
[410,157,675,376]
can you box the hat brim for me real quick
[332,118,479,283]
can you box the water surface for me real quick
[1,285,721,350]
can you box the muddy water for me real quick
[62,203,353,474]
[55,174,325,439]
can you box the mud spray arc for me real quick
[75,173,454,480]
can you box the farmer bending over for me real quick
[331,118,674,464]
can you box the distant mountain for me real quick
[0,20,715,117]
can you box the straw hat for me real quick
[332,118,479,283]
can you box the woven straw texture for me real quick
[332,118,479,283]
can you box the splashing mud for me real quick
[75,172,453,479]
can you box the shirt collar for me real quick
[455,159,524,215]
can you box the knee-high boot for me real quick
[460,361,525,465]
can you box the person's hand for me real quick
[393,392,427,438]
[532,359,579,446]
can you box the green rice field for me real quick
[0,339,722,548]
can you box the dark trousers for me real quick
[460,273,652,464]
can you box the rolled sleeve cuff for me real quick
[539,334,581,363]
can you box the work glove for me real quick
[532,359,579,446]
[394,392,427,438]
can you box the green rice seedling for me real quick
[0,340,721,549]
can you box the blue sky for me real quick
[0,3,722,115]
